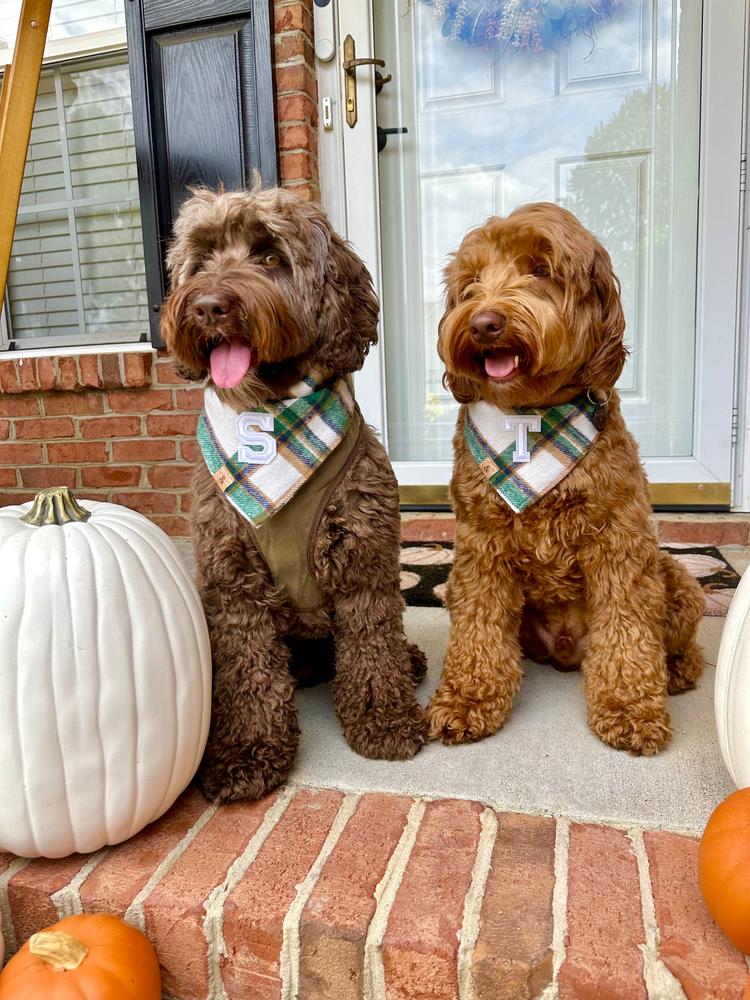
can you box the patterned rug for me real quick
[400,541,741,616]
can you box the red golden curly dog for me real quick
[427,202,704,755]
[161,186,427,803]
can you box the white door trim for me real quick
[316,0,746,497]
[315,0,388,441]
[731,0,750,511]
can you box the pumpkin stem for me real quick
[28,930,88,971]
[21,487,91,527]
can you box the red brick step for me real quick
[0,785,747,1000]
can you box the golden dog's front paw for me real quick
[426,688,510,745]
[590,705,672,756]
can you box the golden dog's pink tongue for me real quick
[484,350,517,379]
[210,342,254,388]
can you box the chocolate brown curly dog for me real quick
[427,202,704,755]
[162,186,427,803]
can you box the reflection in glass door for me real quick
[375,1,703,463]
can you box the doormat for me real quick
[400,541,741,616]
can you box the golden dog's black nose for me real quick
[193,294,232,325]
[469,310,506,343]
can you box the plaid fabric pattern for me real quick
[199,375,355,526]
[465,395,599,513]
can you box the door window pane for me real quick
[376,0,702,460]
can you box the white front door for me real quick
[316,0,745,506]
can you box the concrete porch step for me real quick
[1,784,746,1000]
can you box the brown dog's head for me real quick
[438,202,627,408]
[161,186,379,406]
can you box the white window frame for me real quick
[317,0,747,502]
[0,28,150,355]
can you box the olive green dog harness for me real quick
[198,377,363,611]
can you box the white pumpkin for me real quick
[715,565,750,787]
[0,488,211,858]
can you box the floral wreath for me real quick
[418,0,622,52]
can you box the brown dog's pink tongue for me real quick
[210,342,254,388]
[484,350,517,379]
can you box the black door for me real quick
[125,0,278,344]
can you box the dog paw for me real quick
[197,742,295,804]
[426,692,510,745]
[344,704,427,760]
[667,647,704,695]
[590,707,671,756]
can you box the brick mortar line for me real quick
[124,802,218,932]
[477,800,704,839]
[51,847,110,919]
[364,798,427,1000]
[276,55,307,68]
[280,792,361,1000]
[203,786,296,1000]
[0,857,31,955]
[457,807,498,1000]
[540,817,569,1000]
[629,828,687,1000]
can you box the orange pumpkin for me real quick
[698,787,750,954]
[0,913,161,999]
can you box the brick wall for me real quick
[275,0,318,201]
[0,0,318,537]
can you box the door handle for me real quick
[343,34,391,128]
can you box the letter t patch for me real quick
[504,415,542,463]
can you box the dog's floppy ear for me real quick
[437,313,476,404]
[159,286,207,381]
[437,251,481,403]
[314,232,379,375]
[582,245,628,390]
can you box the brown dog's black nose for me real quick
[193,294,232,325]
[469,310,506,343]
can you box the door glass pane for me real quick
[376,1,701,462]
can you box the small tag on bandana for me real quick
[465,395,600,513]
[213,465,235,492]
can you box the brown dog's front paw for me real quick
[197,741,296,804]
[427,690,510,745]
[344,704,427,760]
[590,706,671,756]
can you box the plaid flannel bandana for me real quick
[198,375,355,526]
[465,395,599,513]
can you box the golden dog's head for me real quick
[438,202,627,408]
[160,186,379,407]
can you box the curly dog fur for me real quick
[427,202,705,755]
[161,186,426,802]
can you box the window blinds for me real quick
[4,56,149,347]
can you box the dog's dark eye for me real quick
[533,264,550,277]
[263,253,281,267]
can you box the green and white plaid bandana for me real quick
[199,375,354,526]
[465,395,599,513]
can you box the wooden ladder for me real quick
[0,0,52,309]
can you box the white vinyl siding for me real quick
[1,55,149,350]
